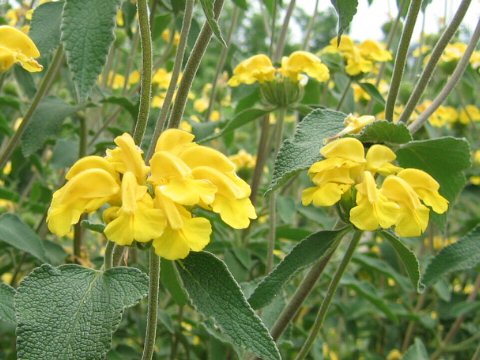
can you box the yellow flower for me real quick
[227,54,276,87]
[334,114,376,138]
[459,105,480,124]
[387,349,402,360]
[280,51,330,83]
[161,29,180,46]
[428,106,458,127]
[152,68,173,88]
[103,172,166,246]
[345,49,373,76]
[359,40,392,62]
[470,176,480,185]
[229,149,256,170]
[470,50,480,69]
[473,150,480,164]
[381,176,430,237]
[441,42,467,63]
[350,171,399,231]
[0,25,43,73]
[194,98,209,113]
[365,144,402,176]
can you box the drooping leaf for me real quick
[0,213,48,263]
[396,137,471,203]
[330,0,359,39]
[423,225,480,287]
[16,264,148,360]
[61,0,121,100]
[0,283,15,325]
[29,1,64,57]
[268,108,346,193]
[382,231,422,291]
[177,252,281,360]
[199,0,226,46]
[21,97,82,156]
[403,338,429,360]
[356,121,412,144]
[248,228,348,309]
[357,82,385,106]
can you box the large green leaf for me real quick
[199,0,226,46]
[268,108,346,193]
[330,0,359,39]
[177,252,280,360]
[382,231,422,291]
[423,225,480,287]
[248,228,348,309]
[403,338,429,360]
[0,213,48,263]
[355,121,412,144]
[61,0,121,100]
[29,1,64,57]
[0,283,15,325]
[22,97,82,156]
[16,264,148,360]
[396,137,471,203]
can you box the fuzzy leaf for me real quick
[330,0,359,39]
[29,1,64,57]
[15,264,148,360]
[0,283,15,325]
[61,0,121,100]
[177,252,280,360]
[356,121,412,144]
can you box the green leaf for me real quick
[248,228,347,309]
[381,231,422,291]
[357,82,385,106]
[0,213,48,263]
[330,0,359,39]
[200,107,271,143]
[177,252,280,360]
[22,97,82,156]
[62,0,121,100]
[80,220,105,233]
[355,121,412,144]
[0,95,21,110]
[0,283,15,325]
[16,264,148,360]
[161,259,188,307]
[268,108,346,193]
[341,274,398,322]
[101,96,138,119]
[396,137,471,203]
[403,338,429,360]
[423,225,480,287]
[232,0,248,10]
[199,0,226,46]
[29,1,64,57]
[51,137,79,168]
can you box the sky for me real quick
[298,0,479,41]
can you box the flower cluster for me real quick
[0,25,42,73]
[302,137,448,237]
[323,35,392,76]
[47,130,257,260]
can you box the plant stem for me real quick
[133,0,153,145]
[168,0,225,129]
[398,0,472,123]
[204,6,240,123]
[0,47,64,170]
[146,0,194,159]
[384,0,422,121]
[141,248,161,360]
[273,0,296,62]
[295,230,362,360]
[301,0,319,50]
[104,241,115,270]
[409,18,480,134]
[249,115,271,206]
[401,291,427,351]
[336,78,352,111]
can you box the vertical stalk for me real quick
[295,230,362,360]
[398,0,472,124]
[384,0,422,121]
[168,0,225,129]
[141,248,161,360]
[301,0,319,50]
[146,0,195,158]
[273,0,296,62]
[133,0,153,145]
[336,78,352,111]
[249,115,271,206]
[104,241,115,270]
[0,47,64,169]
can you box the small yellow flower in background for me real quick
[427,105,458,127]
[280,51,329,83]
[47,130,256,260]
[440,42,467,63]
[470,50,480,70]
[161,29,180,46]
[359,40,392,62]
[303,137,448,237]
[152,68,173,88]
[0,25,43,73]
[227,54,276,87]
[473,150,480,164]
[458,105,480,124]
[229,149,256,170]
[387,349,402,360]
[412,45,431,57]
[194,98,209,113]
[116,9,124,27]
[128,70,140,85]
[5,10,19,26]
[99,71,126,90]
[470,176,480,185]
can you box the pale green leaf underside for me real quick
[177,252,281,360]
[61,0,121,100]
[16,264,148,360]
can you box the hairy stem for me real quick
[273,0,296,62]
[0,47,64,169]
[147,0,194,159]
[133,0,153,145]
[168,0,225,129]
[336,78,352,111]
[384,0,422,121]
[398,0,472,123]
[295,230,362,360]
[104,241,115,270]
[409,18,480,134]
[249,115,271,206]
[301,0,319,50]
